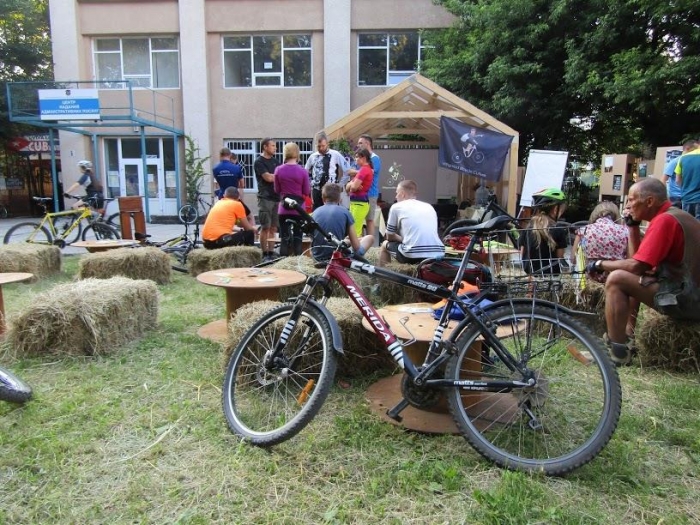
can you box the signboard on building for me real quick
[8,134,60,155]
[38,88,100,121]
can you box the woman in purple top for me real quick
[274,142,311,256]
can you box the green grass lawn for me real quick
[1,257,699,524]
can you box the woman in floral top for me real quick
[571,201,629,283]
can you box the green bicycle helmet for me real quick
[531,188,566,208]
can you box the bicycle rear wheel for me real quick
[106,212,121,231]
[178,205,198,225]
[222,303,337,446]
[82,223,121,241]
[3,222,52,245]
[446,303,621,475]
[0,366,32,403]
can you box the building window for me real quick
[225,139,313,191]
[223,35,312,88]
[94,37,180,89]
[358,32,428,86]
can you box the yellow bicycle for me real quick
[3,195,120,248]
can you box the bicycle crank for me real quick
[401,370,442,410]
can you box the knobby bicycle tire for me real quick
[82,223,121,241]
[446,303,621,475]
[106,212,121,230]
[222,303,337,446]
[3,222,52,245]
[0,366,33,403]
[53,216,83,245]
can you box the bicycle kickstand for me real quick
[386,398,410,423]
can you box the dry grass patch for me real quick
[187,246,261,276]
[77,247,171,284]
[3,276,158,358]
[0,243,61,280]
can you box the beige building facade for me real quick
[48,0,455,219]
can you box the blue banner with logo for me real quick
[438,116,514,182]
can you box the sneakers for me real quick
[603,333,634,366]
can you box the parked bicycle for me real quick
[3,195,121,247]
[0,204,9,219]
[0,365,32,403]
[178,191,214,225]
[135,220,200,273]
[221,198,621,475]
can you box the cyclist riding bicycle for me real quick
[64,160,104,210]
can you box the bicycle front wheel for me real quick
[178,205,198,225]
[82,223,121,241]
[446,303,621,475]
[3,222,52,245]
[0,366,33,403]
[222,303,337,446]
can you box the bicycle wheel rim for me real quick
[178,205,198,225]
[447,304,621,475]
[222,304,336,445]
[82,223,120,241]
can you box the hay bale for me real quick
[0,244,61,280]
[5,277,158,357]
[377,262,422,305]
[556,279,606,336]
[223,298,394,378]
[187,246,262,276]
[77,247,171,285]
[636,309,700,372]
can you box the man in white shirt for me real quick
[305,131,345,210]
[379,179,445,266]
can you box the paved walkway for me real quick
[0,218,196,256]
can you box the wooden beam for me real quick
[366,110,465,119]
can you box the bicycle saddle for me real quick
[449,214,513,236]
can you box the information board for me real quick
[519,150,569,207]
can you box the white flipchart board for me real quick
[519,150,569,207]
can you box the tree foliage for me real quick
[424,0,700,163]
[0,0,53,141]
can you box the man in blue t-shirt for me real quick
[675,139,700,219]
[213,147,244,199]
[664,141,696,209]
[311,183,374,262]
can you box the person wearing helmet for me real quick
[518,188,568,274]
[64,160,104,209]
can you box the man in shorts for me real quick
[379,180,445,267]
[254,138,280,261]
[588,178,700,365]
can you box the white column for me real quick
[48,0,86,175]
[178,0,212,181]
[323,0,352,127]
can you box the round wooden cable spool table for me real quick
[196,267,306,342]
[362,303,520,434]
[72,239,138,253]
[0,272,34,335]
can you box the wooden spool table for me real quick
[72,239,138,253]
[362,302,520,434]
[196,267,306,342]
[0,272,34,335]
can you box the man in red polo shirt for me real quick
[587,178,700,365]
[202,187,255,249]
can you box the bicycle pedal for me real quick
[386,398,410,423]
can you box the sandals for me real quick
[603,333,635,366]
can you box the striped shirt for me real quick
[386,199,445,259]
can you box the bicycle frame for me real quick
[38,207,93,240]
